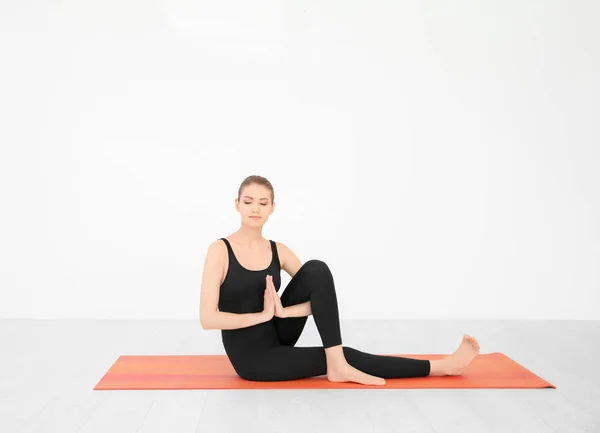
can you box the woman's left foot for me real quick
[444,334,480,375]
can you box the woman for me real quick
[200,175,480,385]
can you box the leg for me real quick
[233,345,432,381]
[343,334,483,378]
[272,260,433,382]
[234,345,328,382]
[273,260,342,349]
[342,346,431,378]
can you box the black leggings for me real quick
[227,259,431,381]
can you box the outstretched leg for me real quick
[232,344,431,382]
[342,346,430,378]
[342,334,481,378]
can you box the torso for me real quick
[219,236,280,286]
[217,236,282,355]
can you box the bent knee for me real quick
[300,259,330,275]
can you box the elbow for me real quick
[200,310,218,330]
[200,315,213,330]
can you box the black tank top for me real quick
[218,238,282,356]
[218,238,281,314]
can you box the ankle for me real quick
[324,345,346,368]
[428,359,450,376]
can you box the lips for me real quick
[250,216,261,219]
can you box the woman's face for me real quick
[236,184,274,224]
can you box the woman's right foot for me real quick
[443,334,480,375]
[327,363,386,386]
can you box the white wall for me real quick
[1,0,598,320]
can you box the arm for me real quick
[200,241,270,330]
[284,300,312,318]
[277,242,312,318]
[205,310,269,330]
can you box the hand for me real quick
[267,275,287,318]
[262,278,275,321]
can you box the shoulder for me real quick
[274,241,302,278]
[210,238,227,250]
[273,241,287,262]
[205,239,228,262]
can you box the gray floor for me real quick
[1,319,598,433]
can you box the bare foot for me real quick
[444,334,480,375]
[327,363,386,386]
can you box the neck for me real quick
[233,224,265,247]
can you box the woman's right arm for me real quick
[200,240,270,330]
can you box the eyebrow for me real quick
[243,196,269,200]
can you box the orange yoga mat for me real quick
[94,352,555,390]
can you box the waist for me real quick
[221,320,278,356]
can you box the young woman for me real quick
[200,175,480,385]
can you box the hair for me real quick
[237,175,275,204]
